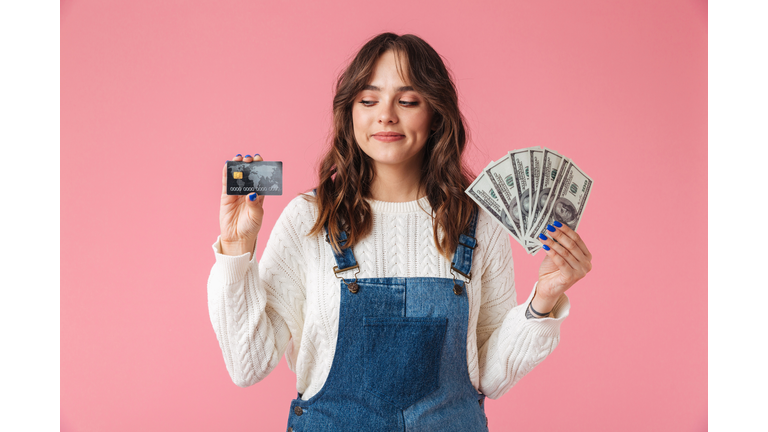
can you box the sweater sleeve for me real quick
[206,197,309,388]
[475,223,570,399]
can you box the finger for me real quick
[545,223,588,264]
[246,191,265,207]
[252,154,263,162]
[541,242,574,279]
[552,220,592,261]
[537,232,580,272]
[243,191,265,235]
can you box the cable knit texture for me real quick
[207,193,570,400]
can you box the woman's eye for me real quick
[359,100,418,106]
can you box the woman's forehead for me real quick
[366,51,412,89]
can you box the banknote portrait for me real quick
[509,197,521,225]
[553,198,577,228]
[521,189,531,219]
[501,207,516,232]
[537,188,550,213]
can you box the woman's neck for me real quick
[369,155,425,203]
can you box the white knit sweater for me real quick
[207,193,570,401]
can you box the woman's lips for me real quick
[372,133,405,142]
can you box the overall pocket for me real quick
[363,316,447,409]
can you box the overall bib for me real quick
[286,208,488,432]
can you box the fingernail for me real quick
[546,224,556,232]
[553,221,562,228]
[543,245,550,251]
[539,233,548,241]
[244,154,251,158]
[254,153,260,156]
[249,193,258,201]
[236,154,242,157]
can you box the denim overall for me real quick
[285,208,488,432]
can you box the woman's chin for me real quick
[367,148,426,167]
[371,155,415,167]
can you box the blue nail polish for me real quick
[254,153,260,156]
[553,220,562,228]
[249,193,258,201]
[546,224,556,232]
[236,154,242,157]
[543,245,550,251]
[244,154,251,158]
[539,233,548,241]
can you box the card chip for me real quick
[233,171,243,179]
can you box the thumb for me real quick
[246,191,265,217]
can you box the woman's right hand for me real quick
[219,154,266,256]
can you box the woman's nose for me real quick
[378,102,398,124]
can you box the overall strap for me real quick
[316,189,361,280]
[450,207,479,282]
[324,224,359,274]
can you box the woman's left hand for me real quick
[533,221,593,312]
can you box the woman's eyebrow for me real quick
[363,85,415,92]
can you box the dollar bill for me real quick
[483,156,540,254]
[508,149,534,235]
[465,163,529,250]
[529,147,543,229]
[527,148,565,239]
[483,158,523,235]
[466,147,591,256]
[526,148,543,255]
[528,158,592,243]
[511,147,543,254]
[529,156,570,242]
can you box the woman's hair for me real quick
[305,32,478,261]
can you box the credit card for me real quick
[226,161,283,195]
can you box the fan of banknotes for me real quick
[465,147,593,256]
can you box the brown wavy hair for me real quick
[304,32,478,261]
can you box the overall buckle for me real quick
[450,264,471,296]
[333,264,361,294]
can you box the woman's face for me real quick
[352,50,434,169]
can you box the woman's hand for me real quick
[532,221,593,314]
[219,154,266,257]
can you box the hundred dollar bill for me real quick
[528,159,593,243]
[526,148,543,255]
[516,148,544,255]
[529,156,570,242]
[528,147,543,230]
[509,148,534,235]
[488,155,541,255]
[482,156,537,253]
[466,163,529,250]
[527,148,565,239]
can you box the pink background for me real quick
[61,0,707,431]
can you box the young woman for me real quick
[208,33,592,432]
